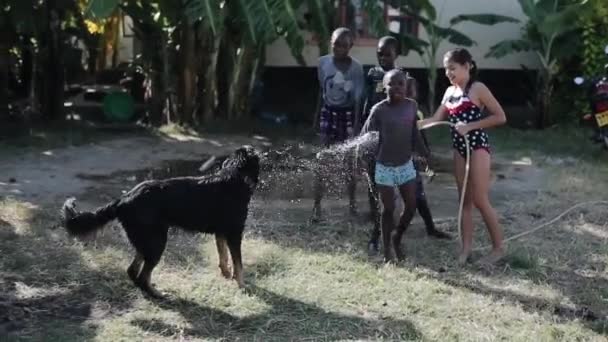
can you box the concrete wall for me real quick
[117,14,135,63]
[265,0,539,70]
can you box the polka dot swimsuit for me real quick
[444,83,491,157]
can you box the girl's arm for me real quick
[418,87,451,128]
[412,103,430,158]
[466,82,507,130]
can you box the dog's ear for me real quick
[236,145,255,157]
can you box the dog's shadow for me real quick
[132,284,423,340]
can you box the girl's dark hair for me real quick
[444,48,477,90]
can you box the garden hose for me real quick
[420,122,608,253]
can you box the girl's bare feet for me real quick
[457,251,472,266]
[478,248,505,265]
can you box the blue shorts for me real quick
[375,160,417,187]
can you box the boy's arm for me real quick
[352,62,366,135]
[314,57,326,129]
[360,68,374,134]
[412,103,430,158]
[415,114,431,152]
[361,103,380,133]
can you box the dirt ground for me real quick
[0,129,544,222]
[1,128,607,340]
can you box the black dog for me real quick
[61,145,261,298]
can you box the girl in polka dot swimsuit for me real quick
[445,84,491,157]
[419,48,507,266]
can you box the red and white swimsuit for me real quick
[444,84,491,157]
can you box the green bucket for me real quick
[103,91,135,122]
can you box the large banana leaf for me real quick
[362,0,388,38]
[268,0,305,65]
[450,14,520,26]
[398,32,429,56]
[517,0,540,23]
[388,0,437,21]
[304,0,330,42]
[434,26,475,46]
[182,0,223,34]
[537,1,590,37]
[485,39,531,58]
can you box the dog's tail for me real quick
[61,197,119,236]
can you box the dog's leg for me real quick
[127,253,144,283]
[226,235,244,288]
[366,161,381,255]
[345,152,358,216]
[311,164,325,222]
[215,235,232,279]
[134,227,168,299]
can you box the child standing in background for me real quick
[312,27,365,221]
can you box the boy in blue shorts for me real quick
[363,37,450,256]
[362,69,432,262]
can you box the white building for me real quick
[265,0,537,70]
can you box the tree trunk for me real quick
[0,27,10,119]
[216,26,241,119]
[160,34,174,124]
[200,33,221,123]
[228,43,260,120]
[534,71,553,129]
[427,67,437,116]
[178,21,197,125]
[111,14,120,68]
[42,4,64,120]
[29,45,39,114]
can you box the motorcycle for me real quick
[573,44,608,149]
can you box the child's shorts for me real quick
[375,160,416,187]
[319,105,353,145]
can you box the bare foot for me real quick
[478,248,505,265]
[367,240,379,256]
[349,203,358,217]
[310,206,324,224]
[427,228,452,240]
[138,282,166,299]
[457,252,472,266]
[391,236,405,262]
[219,266,232,279]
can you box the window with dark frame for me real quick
[304,0,418,46]
[337,0,418,44]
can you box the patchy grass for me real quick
[1,123,608,341]
[3,155,608,341]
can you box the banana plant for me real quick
[183,0,303,120]
[2,0,83,120]
[486,0,592,128]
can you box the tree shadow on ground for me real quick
[247,184,608,337]
[132,284,423,341]
[0,202,139,341]
[401,209,608,336]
